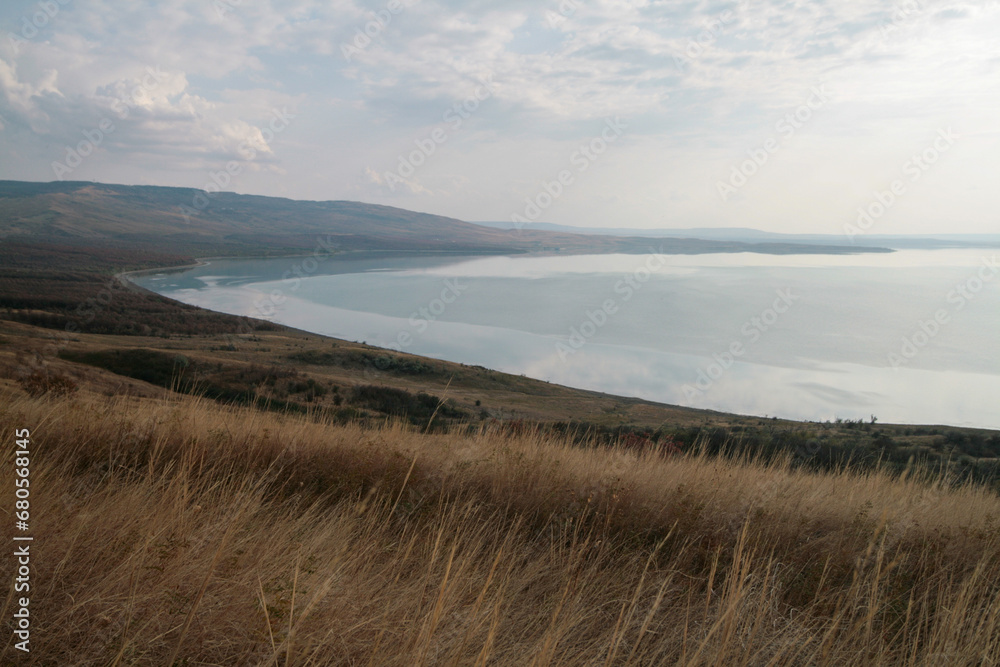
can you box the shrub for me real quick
[348,384,465,424]
[17,369,78,397]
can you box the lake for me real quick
[131,248,1000,429]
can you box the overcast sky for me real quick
[1,0,998,234]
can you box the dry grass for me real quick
[2,386,999,665]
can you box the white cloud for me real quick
[0,0,998,232]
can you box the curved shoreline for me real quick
[115,239,901,288]
[120,249,1000,431]
[115,248,528,287]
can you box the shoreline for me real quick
[120,250,1000,432]
[116,240,903,286]
[116,248,531,285]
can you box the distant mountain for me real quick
[474,221,1000,250]
[0,180,891,257]
[473,221,1000,250]
[475,221,780,240]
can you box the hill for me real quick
[2,382,998,664]
[0,180,889,256]
[0,178,888,369]
[3,318,998,486]
[473,221,1000,249]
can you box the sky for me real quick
[1,0,998,235]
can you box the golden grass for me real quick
[2,387,999,665]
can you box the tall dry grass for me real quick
[1,387,998,665]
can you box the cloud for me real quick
[0,57,61,132]
[0,0,998,233]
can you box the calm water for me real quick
[132,249,1000,429]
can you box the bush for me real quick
[348,384,465,424]
[59,348,189,388]
[17,369,78,397]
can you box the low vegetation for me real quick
[2,385,999,665]
[3,318,996,487]
[348,383,465,425]
[54,347,462,426]
[0,242,280,337]
[290,348,440,376]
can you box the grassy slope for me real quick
[0,179,887,255]
[3,318,998,487]
[0,241,284,338]
[1,385,998,664]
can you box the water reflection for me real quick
[133,249,1000,428]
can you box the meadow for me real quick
[3,384,998,665]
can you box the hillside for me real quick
[2,383,998,664]
[0,180,889,256]
[3,318,998,487]
[473,221,1000,249]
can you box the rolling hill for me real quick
[0,180,890,256]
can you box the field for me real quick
[2,383,999,664]
[2,180,999,664]
[3,315,998,487]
